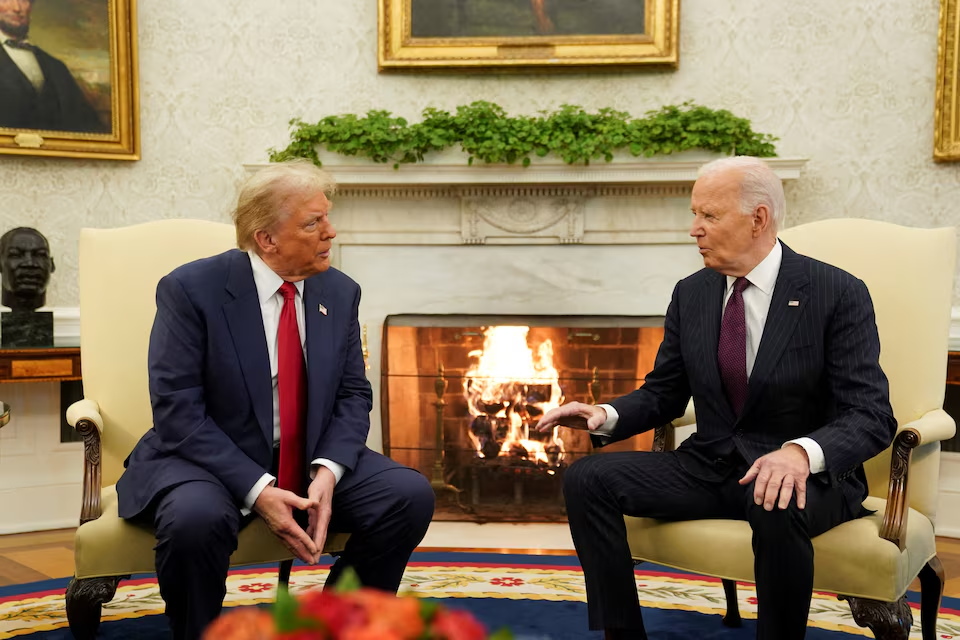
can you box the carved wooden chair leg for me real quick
[845,595,913,640]
[65,575,124,640]
[720,578,742,627]
[278,559,294,592]
[919,556,945,640]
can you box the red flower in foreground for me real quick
[431,609,488,640]
[297,590,367,635]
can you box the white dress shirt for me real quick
[242,251,346,512]
[597,240,826,474]
[1,30,44,92]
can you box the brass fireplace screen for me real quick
[381,315,664,523]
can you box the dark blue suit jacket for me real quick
[0,45,105,133]
[604,242,897,513]
[117,249,373,519]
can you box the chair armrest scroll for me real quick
[68,399,104,525]
[877,409,954,550]
[898,408,956,445]
[67,399,103,432]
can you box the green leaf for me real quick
[489,628,515,639]
[273,586,302,632]
[335,566,363,593]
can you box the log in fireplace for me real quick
[381,314,664,522]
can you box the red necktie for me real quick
[718,277,750,416]
[277,282,306,493]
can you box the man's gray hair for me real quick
[698,156,785,232]
[232,159,337,251]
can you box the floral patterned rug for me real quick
[0,552,957,639]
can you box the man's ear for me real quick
[752,204,771,237]
[253,229,277,255]
[49,257,55,274]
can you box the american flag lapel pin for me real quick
[318,303,328,316]
[788,300,800,307]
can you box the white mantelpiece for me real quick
[244,156,807,248]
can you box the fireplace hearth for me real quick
[381,314,664,522]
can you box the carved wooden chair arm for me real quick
[67,399,104,526]
[879,408,956,550]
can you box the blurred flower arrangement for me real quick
[202,569,512,640]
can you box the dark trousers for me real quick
[563,450,853,640]
[138,448,435,640]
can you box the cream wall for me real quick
[0,0,955,306]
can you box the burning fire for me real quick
[463,326,565,466]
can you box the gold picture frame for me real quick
[936,0,960,160]
[0,0,139,160]
[378,0,679,72]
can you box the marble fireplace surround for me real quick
[245,156,807,452]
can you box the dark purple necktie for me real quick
[718,277,750,416]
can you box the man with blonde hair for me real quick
[117,160,435,640]
[539,156,896,639]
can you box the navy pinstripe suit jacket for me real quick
[605,242,897,513]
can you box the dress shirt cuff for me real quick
[593,404,619,435]
[242,473,276,516]
[311,458,345,485]
[784,437,826,474]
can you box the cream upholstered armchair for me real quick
[626,219,957,640]
[64,220,350,639]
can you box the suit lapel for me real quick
[740,242,810,418]
[304,273,333,455]
[699,270,737,423]
[222,252,274,447]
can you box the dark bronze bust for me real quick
[0,228,55,347]
[0,227,55,311]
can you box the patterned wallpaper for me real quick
[0,0,956,306]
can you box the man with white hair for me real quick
[538,156,896,639]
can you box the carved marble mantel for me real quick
[244,157,807,251]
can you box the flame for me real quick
[463,326,564,466]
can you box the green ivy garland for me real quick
[269,101,778,169]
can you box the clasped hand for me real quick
[739,444,810,511]
[253,467,336,564]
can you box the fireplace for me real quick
[381,314,664,522]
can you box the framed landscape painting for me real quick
[0,0,139,160]
[378,0,679,71]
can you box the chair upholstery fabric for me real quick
[72,219,347,581]
[624,219,956,603]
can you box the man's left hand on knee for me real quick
[739,445,810,511]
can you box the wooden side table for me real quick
[0,346,81,384]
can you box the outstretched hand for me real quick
[253,485,319,564]
[537,402,607,433]
[738,444,810,510]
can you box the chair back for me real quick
[78,220,238,486]
[778,219,955,522]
